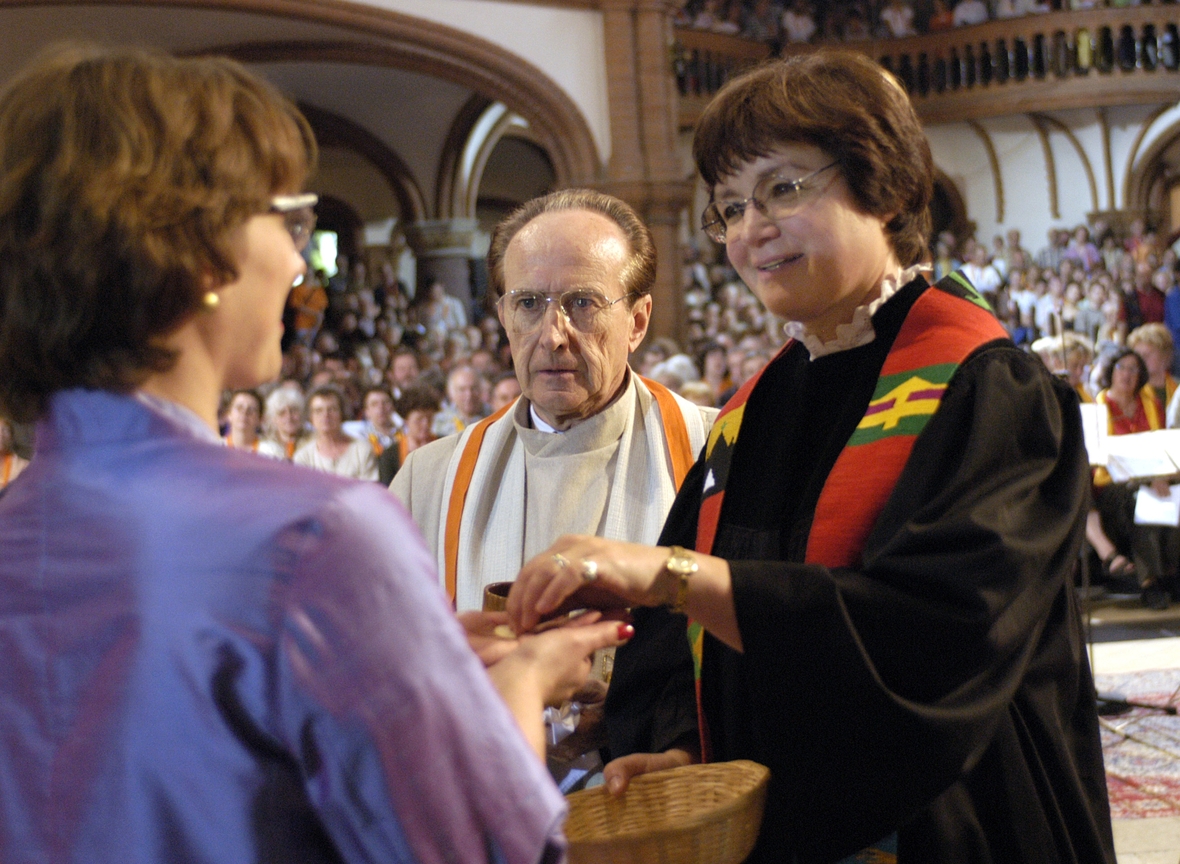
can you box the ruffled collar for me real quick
[784,264,929,360]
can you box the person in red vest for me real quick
[1094,348,1177,610]
[507,49,1113,864]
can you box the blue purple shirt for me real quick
[0,389,565,864]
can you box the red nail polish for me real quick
[617,623,634,640]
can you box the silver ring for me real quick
[552,553,569,569]
[580,559,598,583]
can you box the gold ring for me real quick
[580,559,598,582]
[552,553,569,569]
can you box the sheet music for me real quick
[1134,483,1180,527]
[1079,403,1108,468]
[1104,429,1180,482]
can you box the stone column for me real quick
[403,218,481,312]
[599,0,693,344]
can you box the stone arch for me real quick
[3,0,604,195]
[436,98,555,221]
[164,0,601,189]
[1126,115,1180,230]
[298,103,427,225]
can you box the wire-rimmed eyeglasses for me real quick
[497,289,635,334]
[270,193,318,251]
[701,161,838,244]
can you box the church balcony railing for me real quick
[673,27,772,126]
[676,8,1180,127]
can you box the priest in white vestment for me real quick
[392,189,717,611]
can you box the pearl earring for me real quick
[202,291,220,309]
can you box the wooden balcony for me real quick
[676,7,1180,128]
[673,27,772,127]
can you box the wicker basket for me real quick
[564,760,769,864]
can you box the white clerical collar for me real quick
[529,404,563,434]
[785,264,929,360]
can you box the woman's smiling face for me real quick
[715,142,900,340]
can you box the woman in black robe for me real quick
[506,49,1113,864]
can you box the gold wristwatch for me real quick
[664,545,698,615]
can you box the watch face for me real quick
[668,553,697,576]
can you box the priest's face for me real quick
[498,209,651,431]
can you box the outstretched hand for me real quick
[506,535,673,634]
[459,608,634,708]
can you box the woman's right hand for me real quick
[506,535,674,634]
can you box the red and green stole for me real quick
[689,274,1007,764]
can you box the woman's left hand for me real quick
[506,535,672,634]
[458,611,521,666]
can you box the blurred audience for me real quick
[674,0,1070,46]
[294,385,378,480]
[222,390,275,457]
[0,417,27,489]
[377,385,442,486]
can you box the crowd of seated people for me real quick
[6,216,1179,609]
[188,243,793,491]
[675,0,1171,48]
[952,217,1180,608]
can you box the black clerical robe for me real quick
[606,278,1114,864]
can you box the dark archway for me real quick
[315,194,365,263]
[930,170,974,250]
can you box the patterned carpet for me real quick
[1095,669,1180,819]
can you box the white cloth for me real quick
[1167,385,1180,429]
[222,437,283,459]
[953,0,989,26]
[392,374,716,611]
[960,262,1003,298]
[1010,288,1038,320]
[1035,293,1064,336]
[781,10,816,42]
[257,438,290,460]
[293,436,378,480]
[342,418,401,445]
[880,4,915,38]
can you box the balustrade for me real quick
[676,7,1180,127]
[673,28,771,125]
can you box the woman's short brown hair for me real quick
[0,44,316,421]
[693,49,932,267]
[486,188,656,303]
[1098,347,1148,392]
[397,384,442,418]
